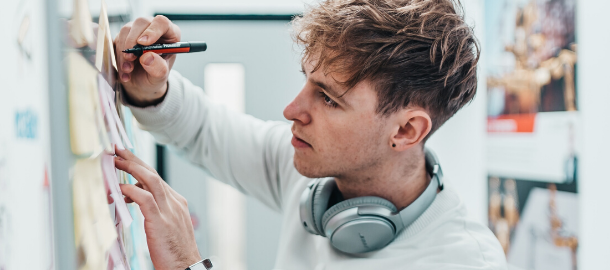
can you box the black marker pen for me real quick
[122,41,207,57]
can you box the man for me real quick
[113,0,507,269]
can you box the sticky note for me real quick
[68,52,101,155]
[105,88,134,149]
[70,0,93,47]
[98,75,124,150]
[95,80,112,154]
[68,52,111,156]
[109,238,129,270]
[101,154,133,227]
[73,157,117,270]
[98,75,134,149]
[95,0,117,72]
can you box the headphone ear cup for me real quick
[311,178,337,235]
[321,196,397,235]
[320,196,398,253]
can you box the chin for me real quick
[293,155,329,179]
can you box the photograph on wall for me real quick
[484,0,579,269]
[487,176,578,270]
[485,0,578,183]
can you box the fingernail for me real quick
[121,73,130,82]
[142,53,154,66]
[124,53,134,59]
[138,35,148,43]
[122,62,131,70]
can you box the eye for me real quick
[319,92,338,108]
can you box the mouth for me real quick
[291,133,312,149]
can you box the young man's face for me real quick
[283,60,392,178]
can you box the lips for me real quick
[291,133,312,149]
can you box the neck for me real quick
[335,147,430,210]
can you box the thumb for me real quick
[120,183,161,219]
[139,52,169,83]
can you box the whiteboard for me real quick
[0,0,54,269]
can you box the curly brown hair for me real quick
[293,0,480,137]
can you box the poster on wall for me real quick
[484,0,579,269]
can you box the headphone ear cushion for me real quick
[321,196,397,234]
[311,178,337,235]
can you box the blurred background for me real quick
[0,0,608,269]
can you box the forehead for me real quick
[301,60,349,96]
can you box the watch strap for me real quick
[186,259,213,270]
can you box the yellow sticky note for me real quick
[70,0,94,47]
[68,52,100,155]
[73,157,117,270]
[95,0,118,73]
[68,53,110,156]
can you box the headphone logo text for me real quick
[358,233,369,249]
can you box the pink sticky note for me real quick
[104,86,134,149]
[98,74,125,150]
[116,221,132,270]
[109,237,129,270]
[102,154,133,227]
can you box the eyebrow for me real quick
[313,80,342,98]
[301,63,342,98]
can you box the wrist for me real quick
[182,251,202,269]
[124,81,168,107]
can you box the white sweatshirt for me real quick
[128,71,508,270]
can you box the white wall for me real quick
[147,0,317,15]
[427,0,487,224]
[58,0,133,18]
[577,0,610,268]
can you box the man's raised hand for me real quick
[114,146,201,270]
[114,15,181,107]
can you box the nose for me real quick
[283,87,312,125]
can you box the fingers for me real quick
[115,22,135,83]
[162,181,188,208]
[114,146,141,166]
[125,17,152,50]
[137,15,181,45]
[120,184,160,219]
[115,146,157,174]
[140,52,169,83]
[115,156,168,207]
[124,182,143,203]
[114,15,179,101]
[121,18,152,82]
[115,17,155,83]
[124,175,187,215]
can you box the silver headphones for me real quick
[299,148,444,254]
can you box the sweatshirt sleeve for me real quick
[126,70,300,212]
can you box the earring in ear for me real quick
[392,143,396,147]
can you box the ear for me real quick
[389,108,432,151]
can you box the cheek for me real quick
[319,113,380,156]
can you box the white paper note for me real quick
[98,74,124,150]
[101,154,133,227]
